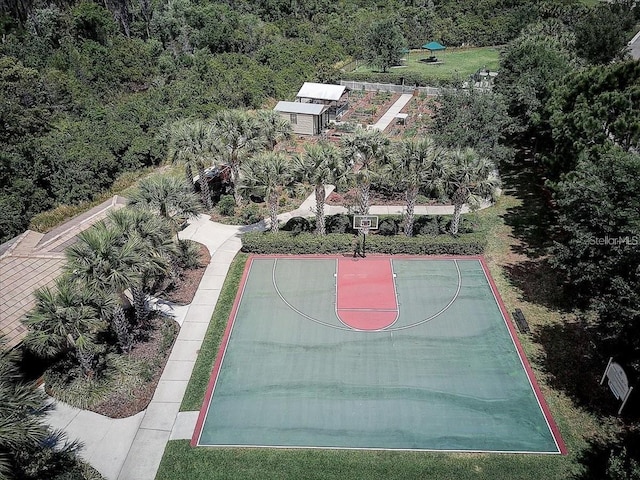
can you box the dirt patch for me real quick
[161,243,210,305]
[89,315,179,418]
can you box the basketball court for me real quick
[192,255,565,454]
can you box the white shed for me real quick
[274,101,329,136]
[296,82,349,120]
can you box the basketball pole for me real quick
[362,230,366,257]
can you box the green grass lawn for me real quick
[159,199,613,480]
[354,46,501,81]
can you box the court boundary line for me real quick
[478,256,567,455]
[191,256,255,447]
[387,259,461,332]
[333,258,353,330]
[194,443,562,455]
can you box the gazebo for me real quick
[421,41,446,63]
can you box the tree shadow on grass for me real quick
[503,257,570,311]
[499,156,577,311]
[534,320,619,415]
[573,428,640,480]
[500,157,559,258]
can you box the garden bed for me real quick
[43,243,209,418]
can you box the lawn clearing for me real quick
[353,47,501,81]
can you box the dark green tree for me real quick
[574,3,634,65]
[212,109,263,206]
[168,120,215,210]
[0,336,89,479]
[107,207,176,327]
[546,60,640,176]
[441,148,500,235]
[65,222,144,352]
[494,20,578,138]
[23,276,108,377]
[240,152,294,232]
[127,175,202,233]
[550,146,640,366]
[392,138,445,236]
[431,87,513,163]
[363,18,406,73]
[341,128,391,214]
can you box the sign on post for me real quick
[600,358,634,415]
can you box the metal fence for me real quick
[338,80,443,95]
[339,80,493,95]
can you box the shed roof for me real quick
[296,82,346,101]
[274,101,329,115]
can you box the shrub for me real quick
[341,71,458,87]
[414,216,441,236]
[326,214,353,234]
[281,216,311,233]
[444,217,474,234]
[175,239,202,269]
[377,218,399,236]
[216,195,235,216]
[239,203,264,225]
[241,231,486,255]
[241,232,353,254]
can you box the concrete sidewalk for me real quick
[44,190,492,480]
[371,93,413,131]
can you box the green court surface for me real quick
[193,256,563,454]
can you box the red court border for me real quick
[191,254,567,454]
[478,256,567,455]
[190,256,254,447]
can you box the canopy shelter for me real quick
[421,41,446,63]
[422,41,446,52]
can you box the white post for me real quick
[618,386,634,415]
[601,357,613,385]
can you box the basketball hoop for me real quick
[352,215,378,258]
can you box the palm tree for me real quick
[442,147,501,234]
[22,276,107,376]
[65,223,144,352]
[168,120,215,210]
[212,109,263,206]
[393,138,446,236]
[295,142,349,235]
[107,208,176,328]
[341,128,390,214]
[240,152,294,232]
[0,336,49,477]
[257,109,292,151]
[127,175,202,233]
[0,337,84,479]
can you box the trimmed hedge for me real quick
[241,231,486,255]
